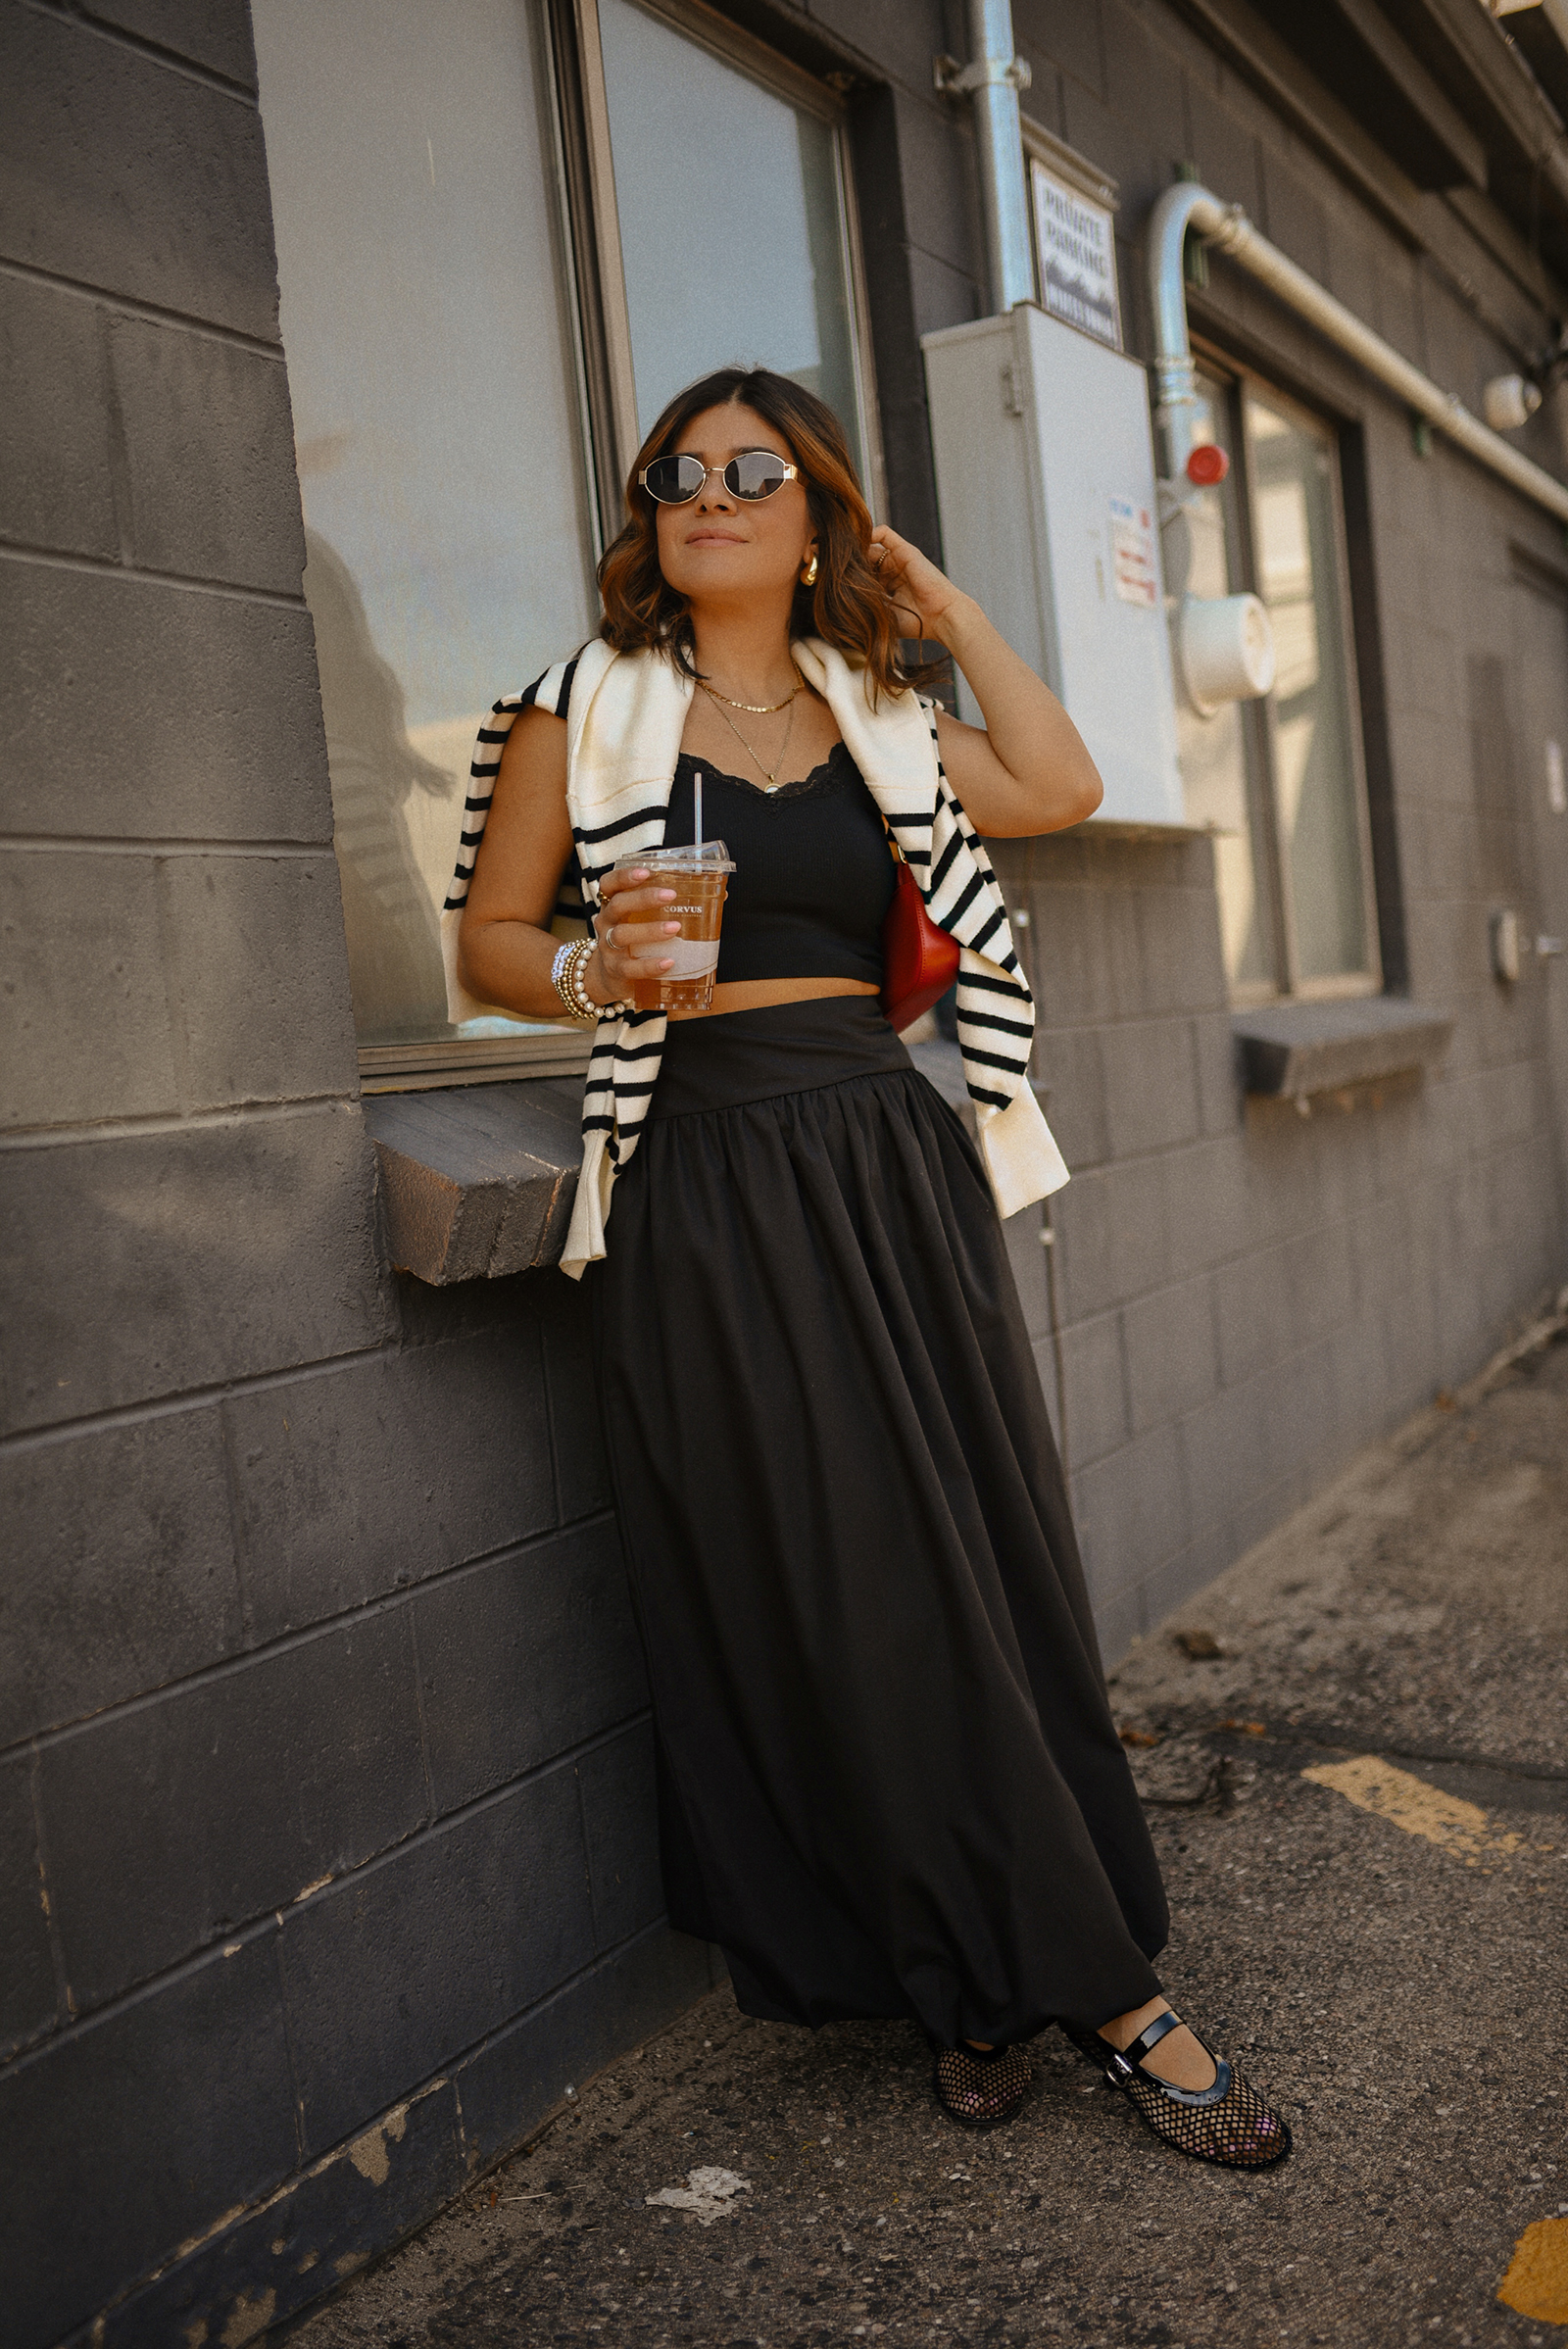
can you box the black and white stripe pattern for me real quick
[443,638,1063,1274]
[890,702,1034,1113]
[443,658,588,932]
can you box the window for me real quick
[597,0,872,471]
[589,0,878,495]
[253,0,877,1088]
[1177,359,1379,1003]
[252,0,600,1088]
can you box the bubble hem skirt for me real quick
[588,996,1169,2049]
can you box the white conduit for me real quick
[1149,180,1568,526]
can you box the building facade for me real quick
[5,0,1567,2339]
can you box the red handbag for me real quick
[880,839,960,1032]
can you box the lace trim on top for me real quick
[673,742,858,805]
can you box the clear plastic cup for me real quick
[611,842,736,1012]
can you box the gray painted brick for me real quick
[0,6,281,343]
[1099,1017,1201,1159]
[227,1329,557,1641]
[0,276,118,558]
[0,1108,388,1437]
[1014,0,1104,98]
[1193,1010,1243,1136]
[1052,1309,1128,1470]
[102,2080,463,2349]
[416,1524,646,1816]
[0,1752,54,2060]
[1053,1152,1171,1322]
[1213,1241,1298,1390]
[40,1609,426,2009]
[892,84,976,280]
[278,1768,598,2155]
[1070,1420,1189,1618]
[1134,882,1228,1017]
[0,1406,239,1746]
[1032,1026,1108,1168]
[906,245,981,341]
[0,850,178,1129]
[161,853,357,1109]
[1162,1137,1251,1279]
[0,563,331,844]
[88,0,259,88]
[0,1930,295,2349]
[1132,1520,1241,1649]
[577,1722,662,1950]
[1123,1277,1220,1437]
[1030,881,1124,1024]
[1178,1370,1279,1542]
[110,318,303,592]
[453,1924,713,2172]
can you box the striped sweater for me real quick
[443,637,1068,1278]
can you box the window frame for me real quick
[1191,336,1384,1007]
[560,0,887,531]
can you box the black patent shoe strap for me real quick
[1124,2012,1181,2066]
[1105,2014,1234,2108]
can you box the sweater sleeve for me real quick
[440,657,583,1029]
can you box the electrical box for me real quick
[921,305,1184,827]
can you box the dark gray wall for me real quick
[4,0,1567,2340]
[0,6,710,2344]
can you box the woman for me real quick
[452,367,1288,2165]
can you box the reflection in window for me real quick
[1247,390,1369,985]
[1177,363,1376,1001]
[598,0,865,465]
[252,0,597,1052]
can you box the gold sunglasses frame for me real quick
[637,451,800,505]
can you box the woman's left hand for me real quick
[868,524,968,644]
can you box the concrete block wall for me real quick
[5,0,1568,2335]
[0,8,709,2344]
[960,0,1568,1657]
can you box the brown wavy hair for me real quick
[597,367,941,702]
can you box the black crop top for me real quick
[661,746,896,985]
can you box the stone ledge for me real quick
[1233,998,1454,1099]
[364,1080,583,1284]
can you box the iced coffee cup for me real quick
[611,842,736,1012]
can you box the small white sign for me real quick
[1547,738,1565,815]
[1030,159,1121,350]
[1108,497,1157,607]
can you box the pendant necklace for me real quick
[699,682,799,791]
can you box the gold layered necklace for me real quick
[698,681,800,791]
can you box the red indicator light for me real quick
[1187,443,1230,486]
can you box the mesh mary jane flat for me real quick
[1062,2010,1291,2169]
[933,2041,1033,2129]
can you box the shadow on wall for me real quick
[304,527,453,1044]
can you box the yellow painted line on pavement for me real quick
[1498,2217,1568,2325]
[1300,1755,1525,1866]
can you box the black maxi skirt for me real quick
[589,996,1168,2050]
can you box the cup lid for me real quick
[613,841,735,871]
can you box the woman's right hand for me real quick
[588,864,680,1004]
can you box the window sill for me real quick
[1232,998,1454,1099]
[363,1080,584,1284]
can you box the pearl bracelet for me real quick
[551,937,627,1024]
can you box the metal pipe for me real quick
[1148,179,1568,526]
[965,0,1035,314]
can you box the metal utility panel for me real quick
[921,306,1184,827]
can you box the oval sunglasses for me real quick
[639,450,798,505]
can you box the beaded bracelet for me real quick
[551,936,628,1024]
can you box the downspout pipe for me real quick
[944,0,1035,314]
[1149,180,1568,527]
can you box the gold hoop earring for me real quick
[803,552,818,588]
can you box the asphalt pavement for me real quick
[283,1308,1568,2349]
